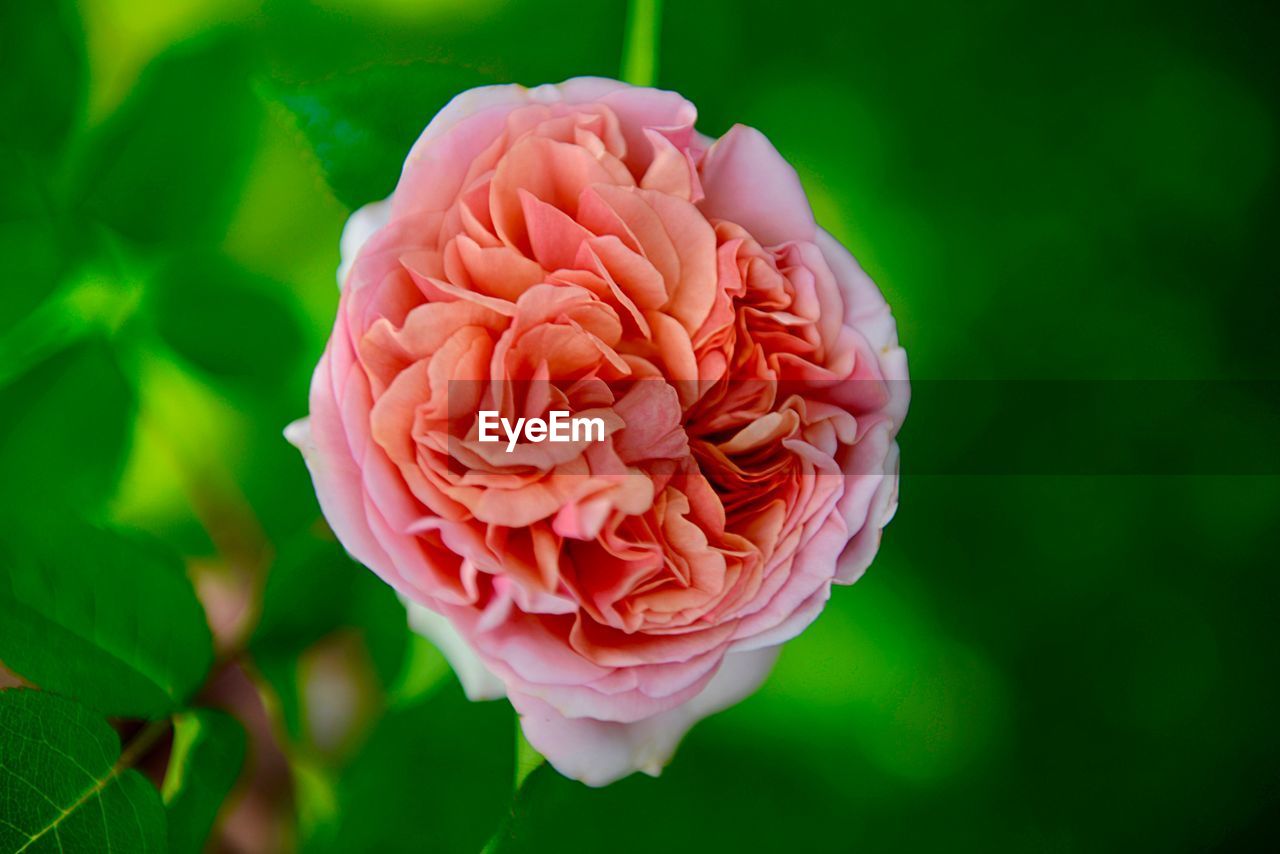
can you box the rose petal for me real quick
[698,124,816,245]
[512,646,780,786]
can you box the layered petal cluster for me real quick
[289,78,908,785]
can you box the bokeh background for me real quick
[2,0,1278,851]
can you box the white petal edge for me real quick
[511,645,781,787]
[338,197,392,288]
[403,597,507,701]
[283,416,312,452]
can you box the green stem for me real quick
[480,720,544,854]
[514,721,544,790]
[620,0,663,87]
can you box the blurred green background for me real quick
[2,0,1277,851]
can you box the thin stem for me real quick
[620,0,663,87]
[514,721,544,790]
[479,720,544,854]
[119,718,173,770]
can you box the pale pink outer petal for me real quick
[814,228,910,584]
[837,437,901,584]
[337,198,392,288]
[511,646,780,787]
[283,386,398,591]
[814,228,910,392]
[403,598,507,701]
[697,124,816,245]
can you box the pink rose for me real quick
[288,77,908,785]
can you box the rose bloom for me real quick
[288,78,908,786]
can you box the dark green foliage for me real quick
[253,533,409,686]
[304,683,514,854]
[268,62,494,208]
[149,251,304,385]
[0,2,85,156]
[0,339,135,509]
[0,516,213,719]
[75,32,262,245]
[0,690,167,852]
[0,154,68,337]
[251,532,410,743]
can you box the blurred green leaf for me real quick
[346,571,411,689]
[0,516,214,719]
[254,534,377,654]
[252,532,410,746]
[76,32,261,245]
[0,2,85,156]
[254,532,409,685]
[387,633,449,709]
[149,251,303,384]
[0,153,67,337]
[0,338,134,508]
[303,682,513,854]
[163,708,247,854]
[254,651,306,745]
[269,62,493,209]
[0,689,166,853]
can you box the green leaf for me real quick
[253,534,379,655]
[269,62,493,209]
[0,516,214,719]
[0,690,166,853]
[303,682,513,854]
[0,153,67,338]
[254,651,306,745]
[346,573,411,691]
[148,251,304,385]
[0,338,134,509]
[162,709,247,854]
[76,32,261,245]
[0,2,85,155]
[253,533,408,688]
[252,532,411,746]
